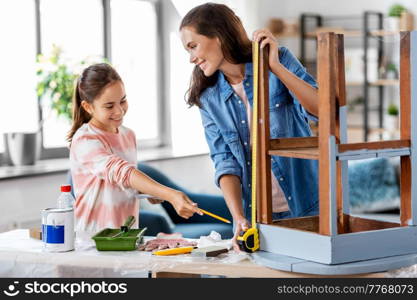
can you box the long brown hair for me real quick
[180,3,252,108]
[67,63,121,143]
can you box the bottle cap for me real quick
[61,185,71,193]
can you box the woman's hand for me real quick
[168,191,203,219]
[252,28,280,70]
[232,216,250,252]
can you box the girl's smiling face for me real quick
[180,26,225,77]
[81,80,128,133]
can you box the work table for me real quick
[0,229,412,278]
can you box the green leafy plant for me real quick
[36,45,105,123]
[386,63,397,72]
[387,103,399,116]
[36,45,79,121]
[388,4,406,18]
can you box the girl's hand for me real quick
[252,28,280,70]
[169,191,203,219]
[232,216,250,252]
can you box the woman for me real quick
[180,3,319,250]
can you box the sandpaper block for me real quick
[29,228,42,240]
[191,246,228,257]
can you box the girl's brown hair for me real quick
[180,3,252,108]
[67,63,121,143]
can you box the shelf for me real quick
[305,29,400,39]
[346,79,399,86]
[369,30,399,37]
[370,79,399,86]
[347,126,389,134]
[275,32,300,38]
[305,29,361,38]
[300,12,400,142]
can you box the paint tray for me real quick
[92,227,147,251]
[92,216,147,251]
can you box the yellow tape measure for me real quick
[238,41,260,253]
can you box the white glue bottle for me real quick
[57,185,75,208]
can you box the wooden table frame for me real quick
[254,31,417,265]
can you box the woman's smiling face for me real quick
[180,26,225,77]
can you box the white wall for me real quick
[0,173,68,232]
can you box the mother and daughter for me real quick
[69,3,319,250]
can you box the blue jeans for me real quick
[272,211,292,221]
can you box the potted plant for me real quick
[37,45,81,123]
[385,62,398,79]
[387,4,406,31]
[386,103,399,132]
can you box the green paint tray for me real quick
[91,216,147,251]
[92,228,147,251]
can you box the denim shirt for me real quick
[198,47,319,220]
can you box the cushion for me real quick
[348,158,400,213]
[139,210,173,236]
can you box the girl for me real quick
[179,3,319,250]
[68,63,201,233]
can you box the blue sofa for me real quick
[137,164,233,238]
[67,164,233,239]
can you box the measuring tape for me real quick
[237,41,260,253]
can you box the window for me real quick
[39,0,103,150]
[0,0,38,157]
[169,32,208,155]
[0,0,168,165]
[111,0,160,145]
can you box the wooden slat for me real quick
[348,216,399,233]
[338,140,410,153]
[259,45,272,224]
[334,34,348,234]
[334,34,346,107]
[270,137,318,150]
[269,148,319,160]
[271,215,401,234]
[272,216,319,233]
[317,32,336,236]
[253,42,262,225]
[400,31,412,226]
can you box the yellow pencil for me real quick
[200,209,231,224]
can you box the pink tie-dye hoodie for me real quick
[70,123,139,233]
